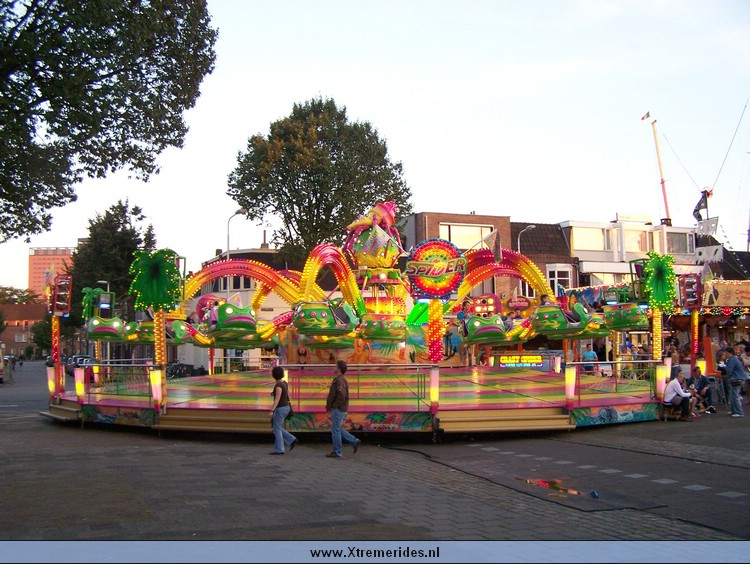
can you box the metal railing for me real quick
[566,359,658,400]
[82,361,152,399]
[284,363,432,412]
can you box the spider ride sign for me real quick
[405,238,467,300]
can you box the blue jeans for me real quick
[272,405,296,453]
[730,382,744,416]
[330,408,357,457]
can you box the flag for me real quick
[692,189,711,221]
[641,111,650,121]
[481,229,502,261]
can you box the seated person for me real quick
[297,343,309,365]
[564,308,581,323]
[456,300,473,337]
[686,364,715,413]
[581,343,598,372]
[500,314,513,331]
[664,367,694,420]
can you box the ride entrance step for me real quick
[39,398,81,423]
[435,407,574,433]
[152,408,271,434]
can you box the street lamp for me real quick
[96,280,110,364]
[226,208,247,299]
[517,225,536,254]
[225,208,246,375]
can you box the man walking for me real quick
[325,360,361,458]
[724,347,746,417]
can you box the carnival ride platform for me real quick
[41,363,658,436]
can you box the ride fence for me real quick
[569,359,657,401]
[285,363,432,412]
[80,359,153,401]
[72,359,657,413]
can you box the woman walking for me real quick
[269,366,297,454]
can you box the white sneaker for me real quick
[731,414,744,417]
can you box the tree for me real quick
[227,97,413,264]
[30,317,52,352]
[0,0,217,242]
[66,199,156,324]
[0,286,44,304]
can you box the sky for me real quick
[2,0,750,290]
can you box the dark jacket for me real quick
[326,375,349,412]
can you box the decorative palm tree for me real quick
[81,287,103,320]
[81,286,104,361]
[128,249,182,367]
[643,251,677,361]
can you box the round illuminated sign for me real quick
[405,238,467,299]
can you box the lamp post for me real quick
[96,280,110,364]
[517,224,536,254]
[225,208,246,374]
[226,208,247,300]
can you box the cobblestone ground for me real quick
[0,420,740,541]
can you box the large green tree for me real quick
[0,286,44,304]
[0,0,217,242]
[227,97,413,264]
[66,199,156,324]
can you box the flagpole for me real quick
[649,118,671,224]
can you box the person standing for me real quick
[740,344,750,404]
[325,360,361,458]
[581,343,598,373]
[269,366,297,455]
[724,347,746,417]
[4,356,13,383]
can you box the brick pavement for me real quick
[0,417,742,542]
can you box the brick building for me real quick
[27,247,75,296]
[0,303,49,359]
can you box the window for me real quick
[519,280,536,298]
[572,227,610,251]
[666,232,694,254]
[547,266,572,293]
[15,334,27,343]
[472,277,495,297]
[438,223,493,250]
[228,276,257,292]
[623,229,648,252]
